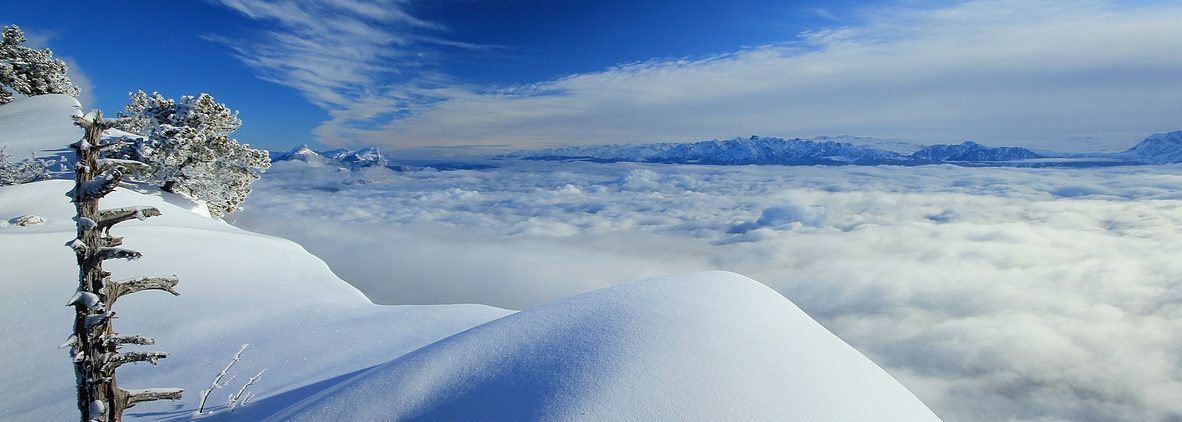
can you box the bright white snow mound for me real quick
[268,271,940,422]
[0,94,81,154]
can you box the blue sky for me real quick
[7,0,1182,154]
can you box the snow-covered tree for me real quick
[113,91,270,218]
[67,109,182,422]
[0,24,80,105]
[0,146,50,185]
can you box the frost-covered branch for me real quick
[101,351,169,373]
[228,369,266,411]
[197,344,249,414]
[103,276,179,306]
[103,335,155,347]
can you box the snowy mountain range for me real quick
[505,133,1182,167]
[270,145,391,168]
[268,133,1182,170]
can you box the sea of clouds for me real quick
[233,159,1182,421]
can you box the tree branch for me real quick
[97,206,161,232]
[104,276,180,306]
[101,351,169,373]
[123,388,183,408]
[92,247,142,262]
[103,335,155,347]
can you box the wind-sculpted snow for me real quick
[237,159,1182,421]
[267,272,939,422]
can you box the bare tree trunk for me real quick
[68,110,182,422]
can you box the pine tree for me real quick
[0,24,80,104]
[67,109,182,422]
[0,146,50,185]
[113,91,270,218]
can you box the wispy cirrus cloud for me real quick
[209,0,493,144]
[215,0,1182,153]
[361,0,1182,152]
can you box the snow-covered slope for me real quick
[0,181,511,421]
[0,94,81,155]
[267,272,940,421]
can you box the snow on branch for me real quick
[101,351,169,373]
[197,344,248,414]
[104,276,179,305]
[75,167,125,202]
[93,247,142,262]
[66,291,103,310]
[103,334,155,347]
[229,369,266,411]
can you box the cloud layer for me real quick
[217,0,1182,152]
[235,160,1182,421]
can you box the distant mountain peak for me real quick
[911,141,1040,162]
[272,146,389,168]
[1123,131,1182,164]
[513,136,1046,166]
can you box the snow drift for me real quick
[267,272,939,421]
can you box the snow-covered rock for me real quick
[266,272,940,422]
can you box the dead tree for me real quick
[66,109,182,422]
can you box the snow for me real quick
[1,94,940,420]
[267,272,939,421]
[0,94,81,154]
[0,180,510,421]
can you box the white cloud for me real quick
[234,160,1182,421]
[324,0,1181,152]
